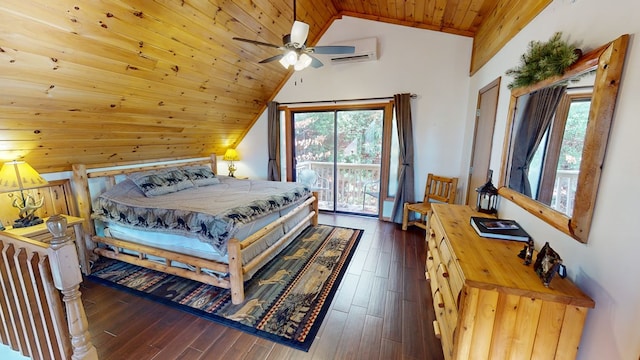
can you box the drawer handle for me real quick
[439,263,449,278]
[427,250,433,260]
[432,320,441,339]
[434,289,445,308]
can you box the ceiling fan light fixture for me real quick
[279,56,290,69]
[294,53,313,71]
[290,21,309,47]
[231,0,354,71]
[279,50,298,69]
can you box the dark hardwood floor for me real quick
[81,213,444,360]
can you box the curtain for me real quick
[509,85,566,196]
[390,93,415,223]
[267,101,281,181]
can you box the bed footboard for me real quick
[89,191,319,305]
[228,192,318,304]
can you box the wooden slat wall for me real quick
[1,0,545,173]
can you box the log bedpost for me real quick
[227,238,244,304]
[71,164,96,271]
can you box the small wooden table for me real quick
[4,215,90,275]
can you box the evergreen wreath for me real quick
[506,32,579,89]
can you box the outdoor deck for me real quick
[296,161,380,215]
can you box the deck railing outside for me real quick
[296,164,577,217]
[296,161,380,214]
[551,169,579,216]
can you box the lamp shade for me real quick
[223,149,240,161]
[0,161,48,192]
[279,50,298,69]
[290,21,309,47]
[294,53,313,71]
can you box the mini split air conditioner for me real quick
[328,37,377,64]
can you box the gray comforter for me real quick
[92,176,310,254]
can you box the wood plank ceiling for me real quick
[0,0,551,172]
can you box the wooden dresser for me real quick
[426,204,595,360]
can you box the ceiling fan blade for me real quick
[290,21,309,47]
[310,45,356,55]
[309,55,323,68]
[232,37,280,49]
[259,54,285,64]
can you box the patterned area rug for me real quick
[88,224,362,352]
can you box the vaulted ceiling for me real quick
[0,0,551,172]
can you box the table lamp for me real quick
[223,149,240,177]
[0,160,49,228]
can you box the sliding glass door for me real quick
[291,107,384,215]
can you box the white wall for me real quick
[240,4,640,358]
[463,0,640,359]
[238,16,473,201]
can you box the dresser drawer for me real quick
[435,263,459,329]
[425,249,434,280]
[433,296,455,360]
[438,238,464,306]
[427,238,442,274]
[429,211,446,242]
[426,247,440,298]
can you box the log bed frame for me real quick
[70,155,318,304]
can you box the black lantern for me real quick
[476,172,498,214]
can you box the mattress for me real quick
[92,176,311,255]
[98,198,311,269]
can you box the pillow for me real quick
[180,165,221,187]
[129,167,195,197]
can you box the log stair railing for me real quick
[0,214,97,360]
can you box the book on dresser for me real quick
[469,216,531,241]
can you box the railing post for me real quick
[46,215,98,360]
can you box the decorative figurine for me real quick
[533,242,565,287]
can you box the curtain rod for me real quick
[278,93,417,106]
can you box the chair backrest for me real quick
[423,173,458,204]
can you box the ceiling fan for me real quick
[232,0,355,70]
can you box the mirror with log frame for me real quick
[498,34,629,243]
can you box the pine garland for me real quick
[506,32,579,89]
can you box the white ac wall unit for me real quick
[329,37,377,64]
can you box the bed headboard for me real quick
[70,155,217,238]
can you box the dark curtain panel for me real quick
[267,101,281,181]
[390,93,415,223]
[509,85,567,196]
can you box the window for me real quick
[528,92,592,216]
